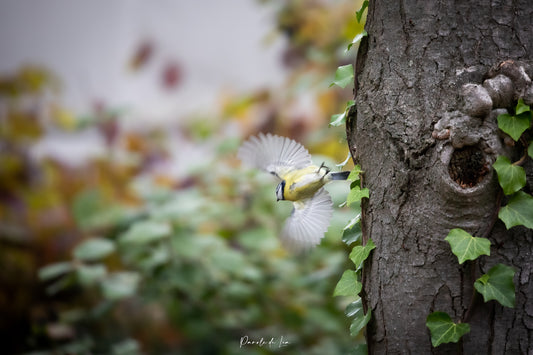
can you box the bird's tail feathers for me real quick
[329,171,350,180]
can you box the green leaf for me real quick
[343,213,360,231]
[444,228,491,264]
[426,312,470,347]
[172,234,220,259]
[347,186,369,207]
[345,298,372,337]
[342,217,362,245]
[528,141,533,159]
[356,1,369,23]
[497,112,531,142]
[474,264,516,308]
[345,298,364,318]
[77,264,107,286]
[498,191,533,229]
[72,189,139,231]
[347,165,363,182]
[347,30,368,51]
[38,262,74,281]
[331,100,356,126]
[330,112,346,127]
[333,270,361,297]
[493,155,526,195]
[119,220,171,245]
[330,64,354,88]
[73,238,115,261]
[349,239,376,271]
[137,246,170,272]
[515,98,530,115]
[211,248,248,275]
[237,227,277,252]
[350,309,371,337]
[101,272,140,301]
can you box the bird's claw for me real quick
[317,162,330,175]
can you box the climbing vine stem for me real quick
[331,3,370,353]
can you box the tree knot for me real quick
[448,145,490,188]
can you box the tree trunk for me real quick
[348,0,533,353]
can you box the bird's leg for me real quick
[317,162,330,179]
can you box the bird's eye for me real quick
[276,180,286,200]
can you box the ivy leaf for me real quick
[498,191,533,229]
[347,30,368,51]
[330,64,354,88]
[349,239,376,271]
[528,141,533,159]
[445,228,491,264]
[474,264,516,308]
[73,238,115,261]
[342,218,362,245]
[515,98,530,115]
[333,270,361,297]
[350,309,371,337]
[347,186,369,207]
[497,112,531,142]
[426,312,470,347]
[345,298,365,318]
[331,101,356,126]
[347,164,363,182]
[356,1,369,23]
[492,155,527,195]
[330,112,346,127]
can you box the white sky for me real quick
[0,0,287,124]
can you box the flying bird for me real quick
[238,133,350,252]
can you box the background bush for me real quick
[0,1,365,353]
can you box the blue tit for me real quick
[238,133,350,252]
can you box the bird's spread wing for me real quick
[281,188,333,252]
[237,133,312,179]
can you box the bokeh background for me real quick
[0,0,364,353]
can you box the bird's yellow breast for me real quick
[281,165,328,201]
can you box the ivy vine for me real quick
[333,164,372,350]
[330,2,371,353]
[427,99,533,347]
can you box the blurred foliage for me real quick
[0,0,365,354]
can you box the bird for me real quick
[237,133,350,252]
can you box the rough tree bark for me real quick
[347,0,533,353]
